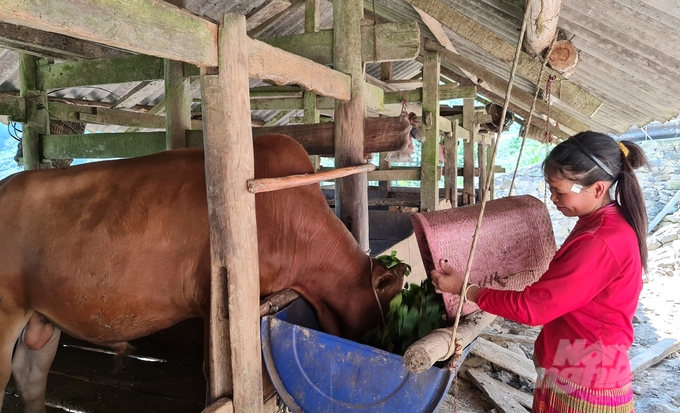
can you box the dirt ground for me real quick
[436,214,680,413]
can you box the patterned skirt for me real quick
[533,369,635,413]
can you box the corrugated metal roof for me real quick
[0,0,678,137]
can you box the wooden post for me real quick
[378,62,393,198]
[19,53,44,170]
[201,13,262,413]
[478,141,486,202]
[486,135,495,200]
[164,59,191,149]
[444,119,458,207]
[163,0,189,148]
[304,0,321,171]
[462,98,475,205]
[420,51,440,212]
[333,0,369,250]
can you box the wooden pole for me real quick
[477,141,486,201]
[462,99,475,205]
[444,118,458,207]
[19,53,43,170]
[378,62,393,198]
[304,0,321,171]
[164,59,191,149]
[333,0,369,250]
[420,51,440,212]
[201,13,262,413]
[247,163,375,194]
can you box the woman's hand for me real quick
[430,259,464,295]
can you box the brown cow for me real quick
[0,134,407,413]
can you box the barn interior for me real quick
[1,0,679,412]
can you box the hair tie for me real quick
[617,141,630,158]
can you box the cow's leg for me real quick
[11,314,61,413]
[0,310,31,413]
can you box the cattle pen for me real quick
[2,0,680,412]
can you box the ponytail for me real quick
[543,132,650,272]
[615,140,650,272]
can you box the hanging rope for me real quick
[444,0,532,369]
[508,37,558,196]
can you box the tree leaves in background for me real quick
[361,277,446,355]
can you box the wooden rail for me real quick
[247,163,375,194]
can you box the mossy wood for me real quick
[420,50,440,212]
[41,116,411,159]
[0,0,218,67]
[262,22,420,65]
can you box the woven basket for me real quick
[411,195,556,319]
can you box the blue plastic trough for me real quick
[261,297,459,413]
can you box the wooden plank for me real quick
[384,84,475,105]
[38,54,165,90]
[248,37,350,102]
[165,59,191,148]
[470,338,537,382]
[429,40,591,134]
[248,163,375,193]
[368,168,421,181]
[261,22,420,65]
[203,14,262,412]
[305,0,320,33]
[405,0,602,117]
[420,50,440,212]
[78,108,165,129]
[0,0,218,67]
[42,132,167,159]
[631,338,680,376]
[465,368,529,413]
[0,21,131,60]
[0,94,26,121]
[246,0,291,33]
[333,0,369,250]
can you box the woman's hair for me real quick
[543,131,650,271]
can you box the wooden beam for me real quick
[0,0,218,67]
[248,163,375,193]
[37,54,165,90]
[368,168,421,181]
[384,84,475,104]
[246,0,292,33]
[444,118,458,206]
[333,0,369,249]
[248,37,350,101]
[0,94,26,121]
[428,40,590,134]
[420,50,440,212]
[406,0,602,116]
[0,22,131,61]
[42,116,410,158]
[202,14,262,412]
[261,22,420,65]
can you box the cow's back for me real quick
[0,149,212,345]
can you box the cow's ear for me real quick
[372,262,407,291]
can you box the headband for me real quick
[566,138,616,179]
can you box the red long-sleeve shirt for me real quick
[476,203,642,389]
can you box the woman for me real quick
[431,131,649,412]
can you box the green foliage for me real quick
[361,278,446,355]
[375,250,412,277]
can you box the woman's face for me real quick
[546,175,608,217]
